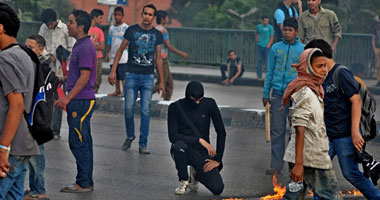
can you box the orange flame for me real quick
[346,189,362,196]
[260,174,286,200]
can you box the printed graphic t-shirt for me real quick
[256,24,274,47]
[88,26,105,58]
[67,36,97,99]
[108,23,129,64]
[123,24,163,74]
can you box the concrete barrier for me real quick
[94,95,265,129]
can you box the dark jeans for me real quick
[170,141,224,195]
[256,45,269,78]
[270,90,289,170]
[67,99,96,188]
[220,64,244,81]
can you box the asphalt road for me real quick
[33,112,379,200]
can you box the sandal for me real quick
[60,183,92,193]
[23,191,49,200]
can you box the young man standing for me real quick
[262,18,304,175]
[274,0,302,42]
[220,50,244,85]
[298,0,342,51]
[56,9,97,193]
[0,3,40,199]
[89,9,105,94]
[305,39,380,200]
[108,4,165,154]
[153,10,188,100]
[39,8,76,139]
[105,6,129,97]
[24,34,51,200]
[255,16,274,79]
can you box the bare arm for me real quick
[331,36,340,52]
[0,92,25,147]
[350,94,364,152]
[164,39,188,58]
[267,36,274,48]
[105,45,111,62]
[109,39,128,85]
[155,44,166,98]
[290,126,305,182]
[297,0,303,16]
[229,64,242,83]
[54,70,91,109]
[94,41,105,51]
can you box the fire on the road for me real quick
[260,174,364,199]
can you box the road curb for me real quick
[94,95,265,129]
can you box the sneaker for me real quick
[265,167,281,175]
[188,166,198,192]
[139,146,150,154]
[175,180,189,195]
[121,137,135,151]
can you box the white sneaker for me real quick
[188,166,199,192]
[175,180,189,195]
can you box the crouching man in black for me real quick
[168,81,227,195]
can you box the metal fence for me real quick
[18,21,376,78]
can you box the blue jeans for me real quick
[270,90,289,170]
[67,99,96,188]
[124,72,154,147]
[0,155,29,200]
[329,136,380,200]
[256,45,269,79]
[283,166,341,199]
[28,145,46,194]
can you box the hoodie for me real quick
[263,38,305,98]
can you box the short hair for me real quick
[114,6,124,15]
[310,50,325,63]
[142,4,157,16]
[156,10,168,24]
[27,34,46,47]
[90,9,104,19]
[228,50,234,55]
[73,9,91,34]
[283,17,298,30]
[304,39,333,59]
[41,8,57,24]
[0,3,20,38]
[262,16,269,20]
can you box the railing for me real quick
[17,21,376,78]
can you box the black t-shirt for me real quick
[123,24,163,74]
[322,64,359,138]
[227,57,242,67]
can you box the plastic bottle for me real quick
[288,180,304,192]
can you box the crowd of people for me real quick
[0,0,379,200]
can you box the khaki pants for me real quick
[153,59,173,100]
[94,58,102,93]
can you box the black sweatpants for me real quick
[170,141,224,195]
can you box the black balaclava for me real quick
[185,81,204,108]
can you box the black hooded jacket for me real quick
[167,81,227,162]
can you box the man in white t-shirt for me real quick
[105,6,129,96]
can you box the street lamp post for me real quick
[228,7,258,29]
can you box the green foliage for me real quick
[169,0,380,33]
[3,0,74,22]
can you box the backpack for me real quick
[333,65,377,142]
[6,44,59,145]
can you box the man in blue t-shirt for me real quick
[255,16,274,79]
[305,39,380,200]
[108,4,165,154]
[274,0,302,42]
